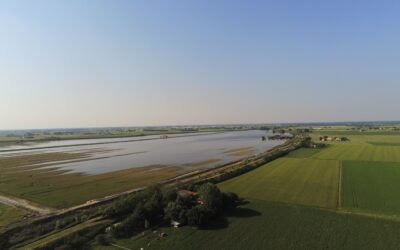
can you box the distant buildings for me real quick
[319,136,349,142]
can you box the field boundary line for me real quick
[245,198,400,223]
[110,243,133,250]
[338,209,400,223]
[337,160,342,209]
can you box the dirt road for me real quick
[0,194,55,215]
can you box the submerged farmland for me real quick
[0,130,283,208]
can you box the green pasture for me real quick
[286,147,324,158]
[313,144,400,162]
[219,157,339,209]
[341,160,400,213]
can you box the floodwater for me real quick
[0,130,284,175]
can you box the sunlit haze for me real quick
[1,0,400,129]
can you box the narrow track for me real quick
[0,194,55,215]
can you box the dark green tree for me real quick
[197,183,223,214]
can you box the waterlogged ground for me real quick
[0,130,282,175]
[0,130,284,208]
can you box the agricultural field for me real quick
[0,204,27,230]
[99,128,400,250]
[219,157,339,209]
[341,160,400,213]
[311,129,400,214]
[99,200,400,250]
[285,147,324,158]
[312,144,400,162]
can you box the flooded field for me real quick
[0,130,283,175]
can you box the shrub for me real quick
[95,234,109,246]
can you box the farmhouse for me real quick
[177,189,198,198]
[177,189,204,205]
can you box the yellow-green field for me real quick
[311,131,400,213]
[219,131,400,213]
[220,157,339,209]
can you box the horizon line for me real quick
[1,120,399,131]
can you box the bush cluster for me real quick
[106,183,239,238]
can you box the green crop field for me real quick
[286,147,324,158]
[368,142,400,147]
[98,200,400,250]
[219,157,339,209]
[313,144,400,162]
[341,160,400,213]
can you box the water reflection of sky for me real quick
[1,130,284,175]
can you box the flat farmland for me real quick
[313,144,400,162]
[341,160,400,213]
[98,200,400,250]
[286,147,324,158]
[93,131,400,250]
[219,157,340,209]
[310,132,400,214]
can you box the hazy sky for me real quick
[1,1,400,129]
